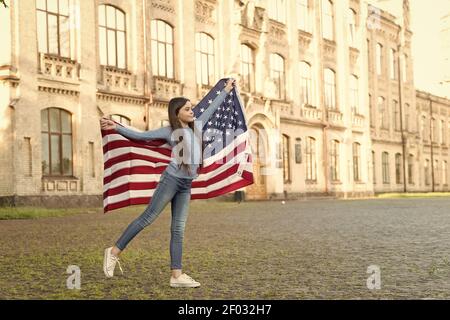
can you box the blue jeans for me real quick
[115,170,193,270]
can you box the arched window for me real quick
[111,114,131,126]
[98,4,127,69]
[36,0,70,57]
[434,159,440,185]
[300,61,312,105]
[240,44,255,93]
[306,137,317,181]
[382,152,390,184]
[421,115,428,140]
[408,154,414,184]
[390,48,397,79]
[425,159,430,185]
[350,75,359,114]
[270,53,286,100]
[393,100,400,131]
[369,94,374,127]
[41,108,73,176]
[443,161,448,185]
[372,150,376,184]
[353,142,361,181]
[376,43,383,76]
[348,9,357,47]
[378,97,388,129]
[324,68,336,110]
[395,153,403,184]
[442,119,446,144]
[322,0,334,40]
[405,103,410,132]
[402,54,408,82]
[151,20,174,78]
[195,33,215,86]
[330,140,340,181]
[431,118,437,142]
[282,134,291,183]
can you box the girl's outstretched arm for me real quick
[115,125,171,142]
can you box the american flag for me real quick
[101,78,254,213]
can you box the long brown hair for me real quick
[168,97,201,176]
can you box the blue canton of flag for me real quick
[193,83,247,157]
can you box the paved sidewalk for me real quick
[1,197,450,299]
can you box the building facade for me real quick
[1,0,450,207]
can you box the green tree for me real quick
[1,0,8,8]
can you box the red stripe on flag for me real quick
[103,181,158,198]
[104,153,170,170]
[103,166,166,184]
[103,140,171,156]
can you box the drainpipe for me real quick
[397,30,407,193]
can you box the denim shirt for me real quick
[115,89,228,179]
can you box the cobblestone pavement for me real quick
[1,197,450,299]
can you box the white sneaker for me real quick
[170,273,201,288]
[103,247,123,278]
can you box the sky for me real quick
[410,0,450,97]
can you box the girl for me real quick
[100,78,236,288]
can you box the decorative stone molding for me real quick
[349,47,360,66]
[298,30,312,53]
[39,53,80,83]
[268,20,287,46]
[97,90,148,105]
[151,0,175,13]
[300,105,323,122]
[352,112,365,128]
[0,65,20,87]
[323,39,336,60]
[38,85,80,96]
[98,65,137,93]
[41,178,78,193]
[152,101,169,109]
[195,0,216,25]
[272,99,292,117]
[152,77,183,102]
[327,109,344,126]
